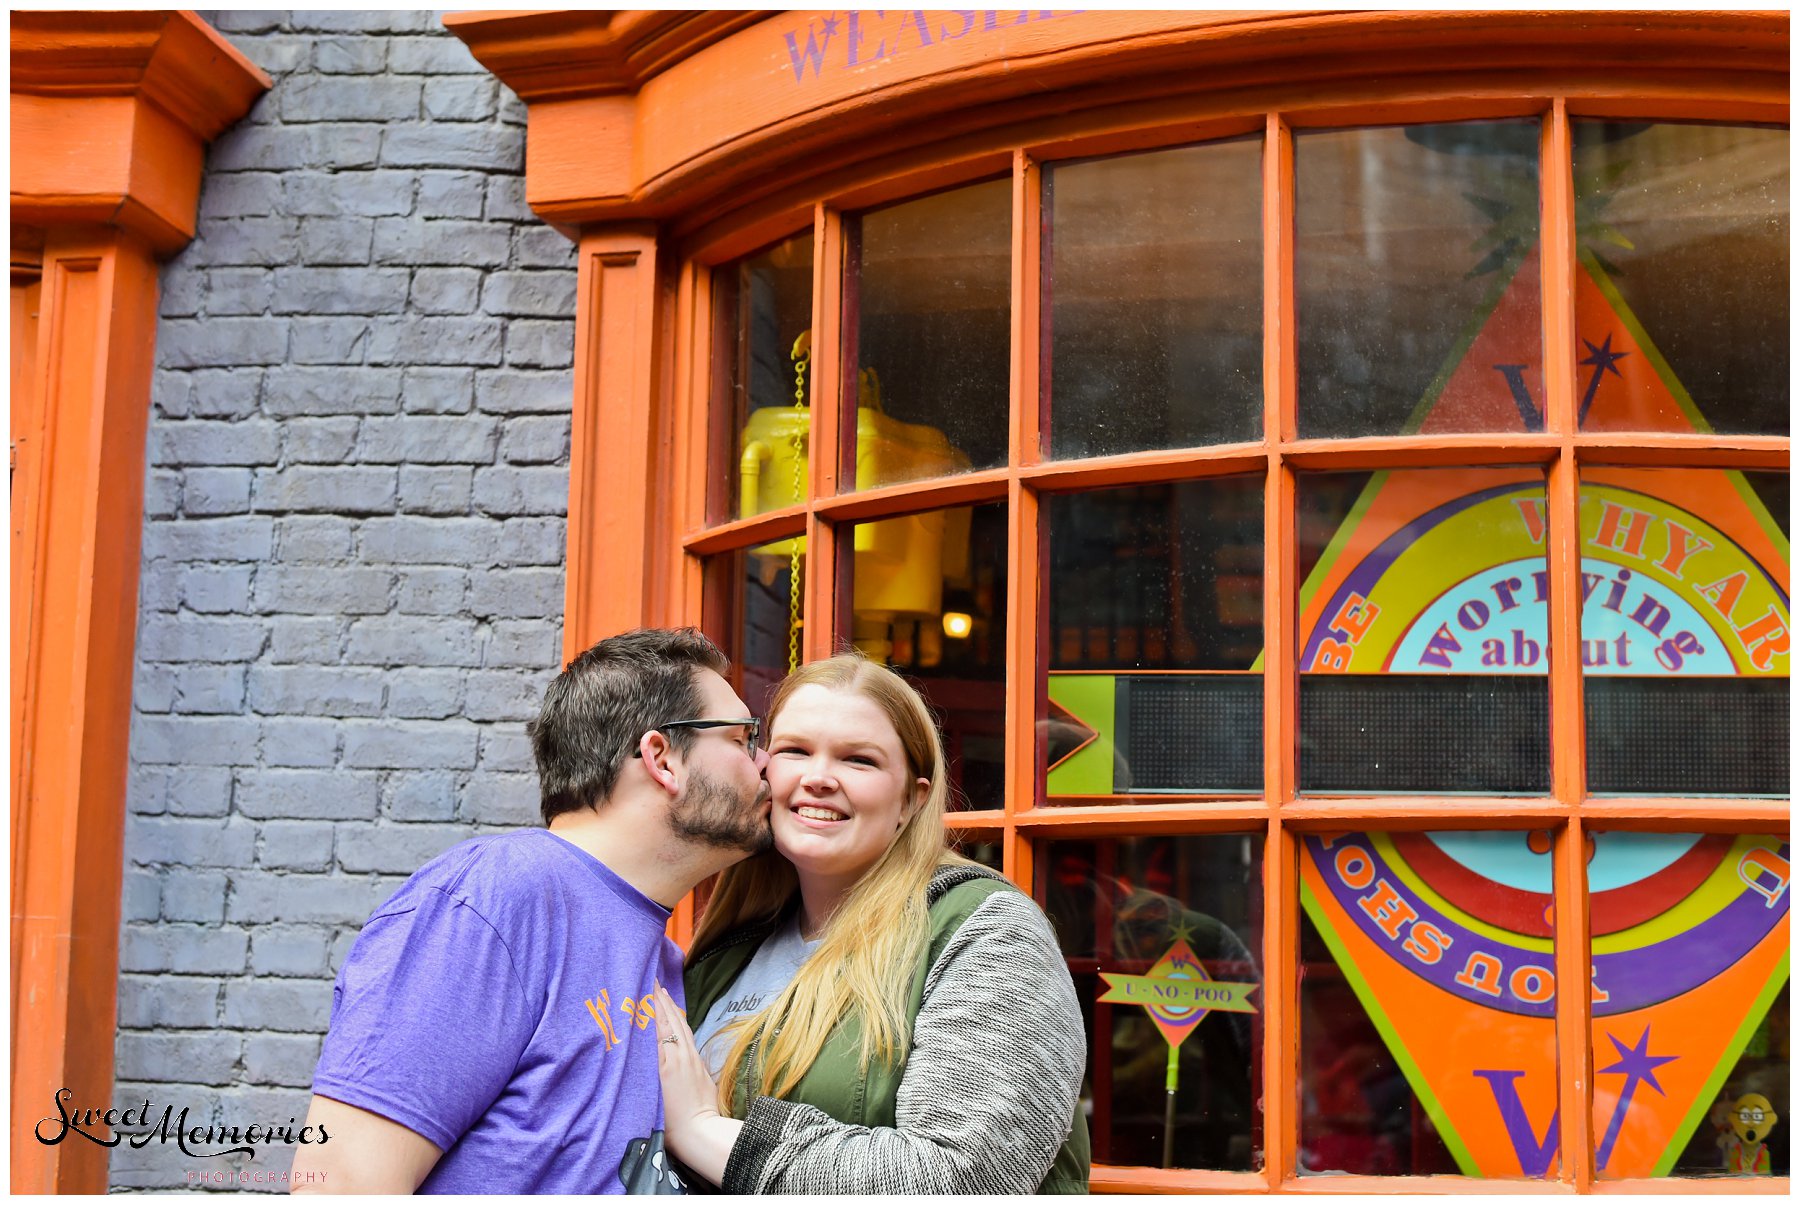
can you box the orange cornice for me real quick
[444,10,769,101]
[11,10,270,254]
[447,9,1787,233]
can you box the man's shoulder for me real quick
[375,829,567,919]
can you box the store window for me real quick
[698,102,1788,1192]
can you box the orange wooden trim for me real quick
[1545,470,1585,802]
[1267,113,1296,446]
[11,229,160,1194]
[1028,111,1266,169]
[1091,1164,1270,1194]
[1554,817,1595,1189]
[1024,444,1267,491]
[1013,150,1044,467]
[801,204,844,661]
[1282,94,1549,131]
[1265,817,1299,1188]
[562,227,664,658]
[1001,478,1040,830]
[444,10,765,101]
[1577,801,1790,831]
[1589,1176,1791,1195]
[1282,435,1562,469]
[813,467,1010,524]
[1015,804,1274,834]
[1563,95,1789,124]
[1542,100,1578,440]
[683,507,807,557]
[1572,436,1789,470]
[1278,1173,1578,1194]
[1280,799,1576,826]
[668,258,707,625]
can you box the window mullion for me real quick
[1004,149,1044,885]
[803,204,846,660]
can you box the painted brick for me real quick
[467,567,564,620]
[243,1033,325,1087]
[297,215,376,265]
[497,416,570,465]
[172,666,248,715]
[180,564,254,613]
[237,769,379,821]
[252,564,393,615]
[503,319,575,369]
[313,37,387,74]
[161,316,289,369]
[142,517,274,563]
[486,619,560,669]
[134,665,178,714]
[289,317,372,365]
[478,727,537,773]
[387,669,465,719]
[165,766,235,818]
[514,223,578,268]
[283,416,360,463]
[409,267,480,315]
[341,720,480,770]
[264,365,401,416]
[227,871,398,926]
[199,172,283,221]
[223,979,333,1032]
[423,76,497,122]
[187,217,301,268]
[274,515,355,561]
[118,1032,241,1087]
[280,75,421,123]
[358,516,502,565]
[416,170,485,217]
[397,465,473,515]
[269,616,343,664]
[345,614,483,667]
[484,174,531,223]
[394,567,468,614]
[372,217,510,267]
[116,974,220,1028]
[366,316,504,366]
[292,11,436,33]
[151,368,193,416]
[463,773,539,826]
[161,871,228,924]
[122,870,162,922]
[464,671,550,723]
[256,820,336,872]
[360,415,499,464]
[472,466,568,517]
[139,560,182,613]
[132,714,261,766]
[211,11,286,33]
[386,35,483,75]
[128,816,258,868]
[247,666,386,717]
[119,925,248,975]
[253,466,398,514]
[158,270,204,319]
[139,618,268,664]
[207,267,273,315]
[482,271,577,318]
[387,772,457,821]
[259,717,340,768]
[271,266,410,315]
[189,368,264,418]
[496,517,566,566]
[153,419,280,467]
[249,929,331,978]
[181,467,254,516]
[336,823,468,874]
[474,370,571,415]
[401,366,475,414]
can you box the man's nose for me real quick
[753,746,770,772]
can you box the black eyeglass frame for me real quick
[630,717,761,758]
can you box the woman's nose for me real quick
[800,759,836,789]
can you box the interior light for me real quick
[942,611,973,639]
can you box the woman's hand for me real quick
[653,984,744,1187]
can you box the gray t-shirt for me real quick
[691,911,820,1078]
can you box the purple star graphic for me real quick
[1577,332,1630,424]
[1594,1026,1678,1171]
[819,15,840,38]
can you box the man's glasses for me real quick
[631,718,761,758]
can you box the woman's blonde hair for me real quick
[688,652,973,1108]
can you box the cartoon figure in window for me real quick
[1716,1092,1777,1175]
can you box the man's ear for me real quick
[638,730,681,796]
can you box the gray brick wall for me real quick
[111,11,573,1191]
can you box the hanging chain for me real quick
[787,345,809,672]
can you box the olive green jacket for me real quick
[684,864,1091,1193]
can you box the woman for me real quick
[651,653,1090,1193]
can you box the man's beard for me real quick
[669,768,772,853]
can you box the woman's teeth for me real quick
[795,805,845,822]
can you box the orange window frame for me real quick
[662,94,1789,1195]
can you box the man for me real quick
[291,628,770,1193]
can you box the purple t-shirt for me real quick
[312,828,686,1194]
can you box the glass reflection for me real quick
[715,231,814,523]
[849,179,1011,488]
[1585,832,1790,1179]
[1300,830,1558,1177]
[1573,123,1788,436]
[1297,468,1551,795]
[705,546,804,719]
[1040,834,1263,1171]
[851,502,1006,808]
[1045,478,1263,798]
[1297,121,1543,439]
[1046,137,1262,459]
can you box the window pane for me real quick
[1301,831,1559,1177]
[1586,832,1789,1179]
[1297,121,1543,439]
[1045,137,1262,459]
[949,830,1003,871]
[850,501,1006,809]
[1039,834,1264,1171]
[704,544,804,718]
[1574,123,1788,436]
[1582,468,1789,797]
[849,180,1010,488]
[1298,468,1550,795]
[717,231,814,523]
[1044,477,1263,799]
